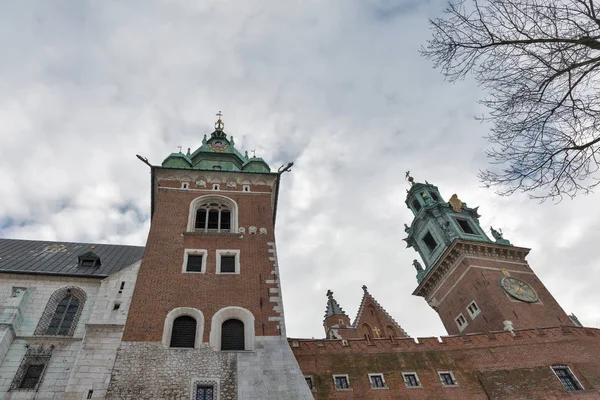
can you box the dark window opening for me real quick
[195,205,231,232]
[118,281,125,293]
[45,294,80,335]
[404,373,420,387]
[196,209,207,230]
[440,372,457,386]
[187,255,204,272]
[196,385,214,400]
[430,192,439,201]
[422,232,438,252]
[221,319,244,350]
[553,365,583,391]
[170,316,196,348]
[334,376,349,389]
[412,199,422,212]
[456,218,476,234]
[113,302,121,311]
[220,255,236,273]
[87,390,94,399]
[305,377,313,390]
[80,259,95,267]
[20,364,45,389]
[370,375,385,388]
[207,210,219,230]
[221,211,231,230]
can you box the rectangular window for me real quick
[187,255,204,272]
[221,210,231,231]
[195,209,207,230]
[467,301,480,319]
[552,365,583,391]
[220,255,236,273]
[438,371,458,386]
[422,232,438,252]
[369,374,385,388]
[80,259,95,267]
[207,210,219,230]
[118,281,125,294]
[412,199,422,212]
[305,376,313,390]
[456,218,476,234]
[196,385,214,400]
[403,372,421,387]
[455,314,468,331]
[334,375,349,389]
[20,364,44,389]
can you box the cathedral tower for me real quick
[106,115,312,399]
[404,176,574,335]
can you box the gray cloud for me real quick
[0,0,598,340]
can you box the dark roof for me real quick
[0,238,145,278]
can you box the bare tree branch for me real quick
[422,0,600,200]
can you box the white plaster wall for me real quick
[237,336,313,400]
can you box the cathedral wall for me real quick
[105,341,237,399]
[290,326,600,399]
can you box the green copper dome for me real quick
[161,123,271,173]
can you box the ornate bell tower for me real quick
[106,114,312,400]
[404,175,574,336]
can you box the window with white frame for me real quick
[402,372,421,388]
[182,249,207,273]
[195,202,231,232]
[216,250,240,274]
[305,376,314,390]
[467,301,480,319]
[243,184,250,192]
[455,313,468,332]
[369,373,386,388]
[552,365,583,392]
[438,371,458,386]
[333,374,350,390]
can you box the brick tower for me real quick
[404,175,574,335]
[106,115,312,399]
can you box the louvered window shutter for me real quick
[170,316,197,348]
[221,319,244,350]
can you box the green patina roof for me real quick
[161,128,271,173]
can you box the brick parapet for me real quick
[289,325,600,353]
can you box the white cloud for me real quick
[0,0,598,340]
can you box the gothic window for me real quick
[35,287,86,337]
[361,323,373,341]
[333,375,350,389]
[552,365,583,391]
[221,319,245,350]
[195,202,231,232]
[422,232,438,253]
[170,316,197,348]
[10,345,52,391]
[438,371,458,386]
[386,325,397,338]
[402,372,421,387]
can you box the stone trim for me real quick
[10,345,53,391]
[182,249,208,273]
[209,306,255,351]
[266,242,286,336]
[215,250,241,275]
[163,307,205,348]
[34,286,86,337]
[190,377,220,400]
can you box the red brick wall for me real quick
[291,326,600,399]
[430,253,573,335]
[124,178,281,342]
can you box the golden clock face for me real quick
[500,277,539,303]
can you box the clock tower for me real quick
[404,176,574,335]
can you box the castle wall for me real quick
[290,326,600,399]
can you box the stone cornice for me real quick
[412,240,530,298]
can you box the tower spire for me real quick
[324,290,346,319]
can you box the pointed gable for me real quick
[352,285,409,339]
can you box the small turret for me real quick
[323,290,351,339]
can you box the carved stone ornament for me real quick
[196,179,206,187]
[238,227,246,233]
[249,226,257,234]
[448,194,463,213]
[259,227,267,234]
[227,180,236,188]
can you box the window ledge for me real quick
[370,386,389,390]
[405,386,423,389]
[183,231,243,238]
[442,384,460,388]
[334,388,353,391]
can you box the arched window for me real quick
[188,195,238,233]
[209,306,255,351]
[221,319,245,350]
[386,325,397,338]
[170,316,197,348]
[362,323,373,341]
[35,287,86,337]
[195,202,231,232]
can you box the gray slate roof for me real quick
[0,238,145,278]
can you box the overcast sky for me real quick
[1,0,599,339]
